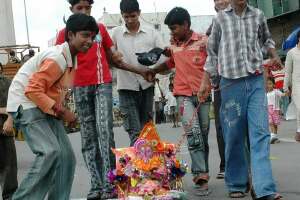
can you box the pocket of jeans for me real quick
[187,133,204,150]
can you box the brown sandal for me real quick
[274,193,283,199]
[193,174,209,185]
[193,174,210,196]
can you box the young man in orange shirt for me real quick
[7,14,98,200]
[150,7,211,196]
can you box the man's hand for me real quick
[112,51,123,66]
[163,47,172,57]
[2,115,14,135]
[139,68,156,82]
[197,72,211,103]
[53,104,77,123]
[62,109,77,124]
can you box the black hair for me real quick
[65,13,99,41]
[29,49,35,56]
[120,0,140,13]
[297,30,300,44]
[68,0,94,6]
[9,50,16,56]
[164,7,191,27]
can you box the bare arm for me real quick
[0,107,8,115]
[152,62,170,75]
[2,115,14,135]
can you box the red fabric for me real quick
[271,70,284,89]
[268,105,280,125]
[166,32,208,96]
[55,23,113,86]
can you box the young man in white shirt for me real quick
[112,0,165,145]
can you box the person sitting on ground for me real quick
[8,50,21,64]
[22,49,35,63]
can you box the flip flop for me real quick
[216,171,225,179]
[229,191,246,198]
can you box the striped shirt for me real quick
[204,4,275,79]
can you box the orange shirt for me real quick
[7,42,76,116]
[166,32,208,96]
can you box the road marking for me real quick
[279,138,297,143]
[270,156,279,160]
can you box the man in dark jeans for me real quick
[0,65,18,200]
[112,0,166,145]
[206,0,230,179]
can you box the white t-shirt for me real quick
[165,91,177,107]
[112,24,166,91]
[267,89,283,110]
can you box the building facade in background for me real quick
[249,0,300,51]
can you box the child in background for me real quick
[165,84,179,128]
[267,77,286,144]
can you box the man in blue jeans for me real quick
[206,0,231,180]
[199,0,282,199]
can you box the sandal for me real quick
[193,174,209,184]
[193,174,210,196]
[229,191,246,198]
[196,185,211,196]
[274,193,283,200]
[216,171,225,179]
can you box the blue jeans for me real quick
[118,87,154,146]
[177,96,210,177]
[11,107,76,200]
[74,83,116,196]
[220,75,277,198]
[280,95,290,117]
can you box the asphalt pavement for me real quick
[14,120,300,200]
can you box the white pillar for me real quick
[0,0,16,63]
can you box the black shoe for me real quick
[216,171,225,179]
